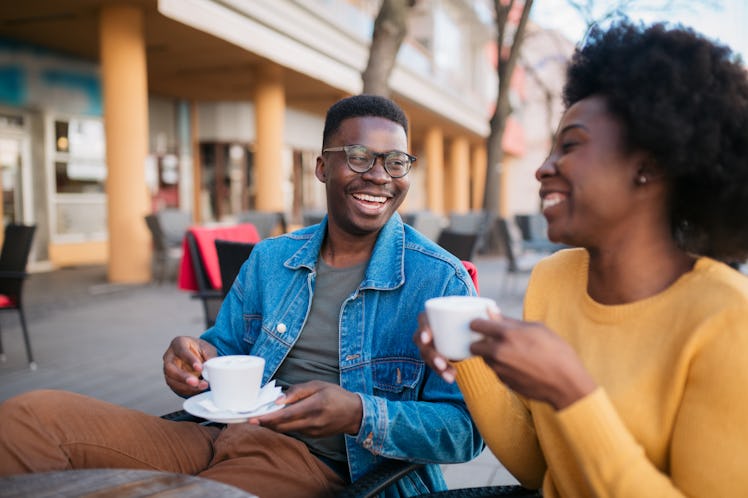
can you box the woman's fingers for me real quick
[414,312,456,383]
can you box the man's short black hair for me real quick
[322,94,409,148]
[563,21,748,261]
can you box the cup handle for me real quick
[201,367,209,382]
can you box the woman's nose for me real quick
[536,154,557,181]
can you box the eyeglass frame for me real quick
[322,144,417,178]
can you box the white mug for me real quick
[202,355,265,412]
[425,296,499,360]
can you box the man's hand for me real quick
[162,336,218,397]
[252,380,363,437]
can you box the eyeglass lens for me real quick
[345,145,411,177]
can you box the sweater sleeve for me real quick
[454,357,546,489]
[554,306,748,497]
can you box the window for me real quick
[49,116,107,239]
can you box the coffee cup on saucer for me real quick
[202,355,265,412]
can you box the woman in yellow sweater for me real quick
[416,22,748,497]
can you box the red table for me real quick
[177,223,260,292]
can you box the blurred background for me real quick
[0,0,742,283]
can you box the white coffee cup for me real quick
[425,296,499,360]
[202,355,265,412]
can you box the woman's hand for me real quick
[470,316,597,410]
[413,311,458,384]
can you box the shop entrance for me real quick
[0,112,30,229]
[199,142,253,222]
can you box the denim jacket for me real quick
[201,214,483,496]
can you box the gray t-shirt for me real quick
[274,257,366,463]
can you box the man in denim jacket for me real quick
[0,95,482,497]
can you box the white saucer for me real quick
[183,391,284,424]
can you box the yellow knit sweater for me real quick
[454,248,748,497]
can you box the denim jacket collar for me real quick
[284,214,405,291]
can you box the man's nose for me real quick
[363,155,391,182]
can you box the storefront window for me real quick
[50,116,107,239]
[53,118,105,194]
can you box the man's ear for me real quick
[315,156,327,183]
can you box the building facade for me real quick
[0,0,568,282]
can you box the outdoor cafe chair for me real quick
[178,223,260,329]
[156,209,192,248]
[496,218,548,296]
[448,211,491,254]
[404,210,446,242]
[437,230,480,262]
[0,223,37,370]
[513,213,566,254]
[144,214,183,284]
[236,211,287,239]
[215,239,255,297]
[302,209,327,227]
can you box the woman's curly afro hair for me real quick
[563,21,748,262]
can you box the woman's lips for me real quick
[541,192,566,212]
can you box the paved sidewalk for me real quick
[0,256,529,491]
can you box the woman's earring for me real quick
[637,175,648,185]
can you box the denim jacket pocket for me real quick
[242,313,263,346]
[371,358,424,401]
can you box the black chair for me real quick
[302,209,326,227]
[448,211,491,254]
[406,210,446,242]
[214,239,255,297]
[185,231,224,329]
[437,230,480,261]
[144,214,183,284]
[156,209,192,248]
[236,211,287,239]
[415,486,541,497]
[496,218,547,296]
[0,223,37,370]
[513,214,565,254]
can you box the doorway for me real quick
[0,111,31,250]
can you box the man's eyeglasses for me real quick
[322,144,416,178]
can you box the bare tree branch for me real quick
[362,0,416,96]
[483,0,534,215]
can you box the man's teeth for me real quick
[542,195,564,210]
[354,193,386,203]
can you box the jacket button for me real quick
[276,323,287,333]
[363,433,374,449]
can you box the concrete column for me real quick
[176,100,193,217]
[99,3,150,283]
[424,127,444,214]
[447,136,470,213]
[254,64,285,212]
[471,143,487,211]
[190,102,202,224]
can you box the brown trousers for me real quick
[0,390,345,498]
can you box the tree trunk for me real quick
[483,0,534,218]
[362,0,415,96]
